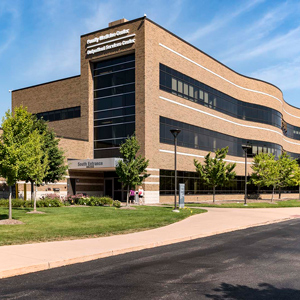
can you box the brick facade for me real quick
[9,16,300,203]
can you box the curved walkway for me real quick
[1,207,300,279]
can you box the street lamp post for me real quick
[170,129,181,212]
[242,143,252,205]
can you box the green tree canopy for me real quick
[250,153,278,201]
[0,106,67,217]
[194,147,236,203]
[0,107,41,218]
[116,135,150,206]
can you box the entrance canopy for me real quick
[68,158,122,171]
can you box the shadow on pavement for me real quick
[205,283,300,300]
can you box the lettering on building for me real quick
[86,29,135,55]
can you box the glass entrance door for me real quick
[104,178,114,198]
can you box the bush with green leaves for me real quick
[0,198,62,208]
[100,197,114,206]
[36,199,62,207]
[113,200,121,208]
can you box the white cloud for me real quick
[185,0,265,42]
[223,25,300,64]
[251,57,300,91]
[219,2,298,61]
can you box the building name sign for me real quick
[87,29,130,45]
[77,161,103,168]
[86,28,135,56]
[87,38,135,55]
[68,158,122,170]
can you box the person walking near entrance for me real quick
[138,186,144,205]
[129,189,135,204]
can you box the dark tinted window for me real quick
[159,64,282,129]
[93,54,135,159]
[36,106,81,122]
[160,116,282,158]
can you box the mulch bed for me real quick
[0,219,24,225]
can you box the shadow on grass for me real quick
[205,283,300,300]
[0,214,8,220]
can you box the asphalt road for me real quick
[1,219,300,300]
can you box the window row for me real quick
[94,137,128,149]
[94,69,135,90]
[160,64,282,128]
[36,106,80,122]
[94,122,135,141]
[94,106,135,120]
[160,170,299,195]
[94,115,135,127]
[94,61,135,77]
[94,83,135,99]
[94,92,135,111]
[160,116,282,158]
[93,53,135,72]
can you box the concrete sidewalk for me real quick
[1,207,300,279]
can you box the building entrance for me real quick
[104,178,114,198]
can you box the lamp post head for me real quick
[242,143,252,153]
[170,129,181,138]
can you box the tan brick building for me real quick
[11,16,300,203]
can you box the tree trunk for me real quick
[126,186,129,207]
[257,186,260,200]
[8,185,12,220]
[213,186,216,203]
[34,183,37,212]
[271,186,274,202]
[31,181,34,202]
[279,187,281,200]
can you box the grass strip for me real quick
[185,200,300,208]
[0,206,206,246]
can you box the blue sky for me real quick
[1,0,300,120]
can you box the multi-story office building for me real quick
[11,16,300,203]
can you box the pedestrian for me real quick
[138,186,144,205]
[129,188,135,204]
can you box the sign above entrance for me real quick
[68,158,122,170]
[86,28,135,56]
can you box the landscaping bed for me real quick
[0,206,206,246]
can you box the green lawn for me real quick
[185,199,300,208]
[0,206,206,246]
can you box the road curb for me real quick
[0,216,294,279]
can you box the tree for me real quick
[22,130,49,212]
[250,153,278,202]
[0,107,36,219]
[194,147,236,203]
[276,153,298,199]
[0,106,67,217]
[24,117,67,206]
[291,164,300,200]
[251,152,298,201]
[33,118,67,183]
[116,135,150,206]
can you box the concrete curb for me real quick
[0,216,294,279]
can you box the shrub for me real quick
[66,194,88,205]
[42,193,61,201]
[113,200,121,208]
[0,198,62,208]
[89,196,101,206]
[0,199,26,207]
[36,199,62,207]
[100,197,114,206]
